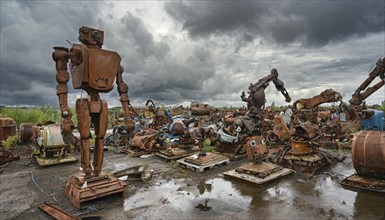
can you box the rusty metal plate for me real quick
[224,166,293,186]
[39,203,80,220]
[341,174,385,193]
[184,153,229,166]
[235,162,282,178]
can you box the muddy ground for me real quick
[1,144,385,220]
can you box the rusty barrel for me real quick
[20,123,34,142]
[352,131,385,179]
[0,117,17,142]
[190,102,212,116]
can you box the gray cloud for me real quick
[165,1,384,47]
[0,0,384,108]
[0,0,103,106]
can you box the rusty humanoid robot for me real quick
[53,26,134,208]
[237,68,291,134]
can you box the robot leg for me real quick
[93,100,108,176]
[76,99,92,177]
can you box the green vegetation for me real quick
[379,103,385,112]
[2,135,20,150]
[202,139,213,152]
[0,106,79,126]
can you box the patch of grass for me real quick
[0,106,61,126]
[0,106,79,127]
[202,139,213,152]
[2,135,20,150]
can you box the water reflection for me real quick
[124,178,252,218]
[197,179,213,194]
[122,174,385,219]
[353,189,385,219]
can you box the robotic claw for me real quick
[237,68,291,134]
[52,26,134,208]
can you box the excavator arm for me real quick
[349,58,385,106]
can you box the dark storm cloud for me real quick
[165,1,384,46]
[0,0,216,106]
[0,0,103,106]
[1,0,383,108]
[165,1,260,37]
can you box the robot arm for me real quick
[349,58,385,106]
[116,66,135,137]
[52,47,75,142]
[240,91,250,103]
[271,68,292,103]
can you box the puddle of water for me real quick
[124,178,252,217]
[122,162,385,219]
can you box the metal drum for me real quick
[0,117,17,142]
[352,131,385,179]
[20,123,34,142]
[41,124,66,147]
[190,102,212,116]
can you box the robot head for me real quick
[78,26,104,47]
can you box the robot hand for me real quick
[241,91,246,99]
[61,118,75,134]
[61,118,75,144]
[124,117,136,138]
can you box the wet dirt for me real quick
[1,145,385,219]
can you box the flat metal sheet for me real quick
[35,155,77,167]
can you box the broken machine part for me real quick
[177,152,230,172]
[224,136,293,185]
[32,123,77,166]
[341,131,385,192]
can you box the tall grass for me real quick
[0,105,61,126]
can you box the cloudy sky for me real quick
[1,0,384,108]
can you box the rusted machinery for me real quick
[236,68,291,135]
[52,26,132,208]
[190,102,212,116]
[224,136,293,185]
[0,117,20,166]
[347,57,385,131]
[245,68,291,120]
[20,123,35,142]
[32,123,77,166]
[0,117,16,142]
[215,69,291,160]
[146,99,172,128]
[349,58,384,106]
[342,131,385,192]
[293,89,342,111]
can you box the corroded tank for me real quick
[0,117,17,142]
[190,102,212,116]
[40,124,66,148]
[352,131,385,179]
[20,123,34,142]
